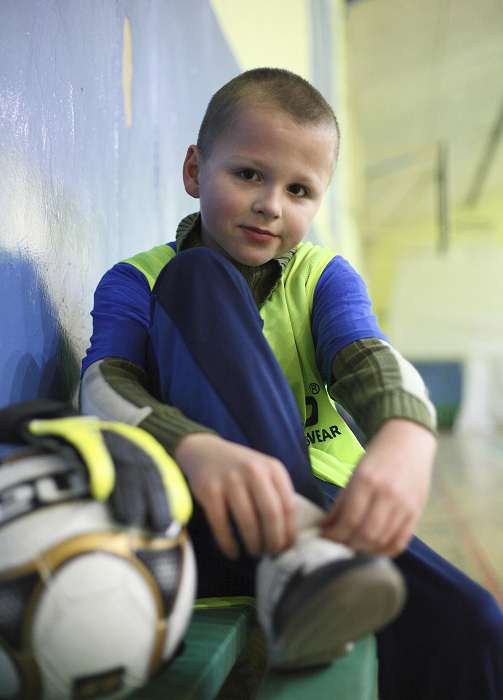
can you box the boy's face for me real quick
[183,106,337,266]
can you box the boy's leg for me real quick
[150,248,324,501]
[377,536,503,700]
[149,248,405,668]
[321,482,503,698]
[149,248,325,596]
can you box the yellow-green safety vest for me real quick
[124,242,364,487]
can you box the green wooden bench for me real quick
[132,599,378,699]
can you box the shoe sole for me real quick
[268,556,406,670]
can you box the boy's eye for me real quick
[237,169,260,181]
[288,183,308,198]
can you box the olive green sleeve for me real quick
[329,338,437,440]
[80,357,215,455]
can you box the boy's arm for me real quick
[81,260,217,452]
[82,263,296,558]
[321,337,437,556]
[80,357,214,454]
[328,337,436,438]
[81,358,296,558]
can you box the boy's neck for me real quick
[175,212,296,306]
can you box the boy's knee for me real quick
[178,246,221,263]
[172,247,233,274]
[157,247,243,292]
[463,587,503,647]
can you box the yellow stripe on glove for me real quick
[27,416,192,525]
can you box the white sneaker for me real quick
[256,496,406,670]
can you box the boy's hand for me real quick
[174,433,297,559]
[321,419,436,557]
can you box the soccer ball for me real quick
[0,450,196,699]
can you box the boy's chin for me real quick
[245,242,291,266]
[231,251,275,267]
[217,242,276,268]
[203,239,270,267]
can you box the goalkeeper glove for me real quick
[0,400,192,533]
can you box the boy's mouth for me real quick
[239,225,277,238]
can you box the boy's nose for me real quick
[251,187,282,219]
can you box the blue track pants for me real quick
[150,248,503,699]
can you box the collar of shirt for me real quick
[175,212,297,306]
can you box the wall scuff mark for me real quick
[122,16,133,128]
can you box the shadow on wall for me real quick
[0,250,80,410]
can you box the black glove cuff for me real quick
[0,400,78,444]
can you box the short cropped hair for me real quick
[197,67,340,157]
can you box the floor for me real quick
[415,431,503,609]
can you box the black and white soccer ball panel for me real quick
[0,451,196,699]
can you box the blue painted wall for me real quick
[413,362,463,428]
[0,0,239,410]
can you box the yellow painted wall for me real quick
[211,0,310,78]
[329,0,364,271]
[365,188,503,337]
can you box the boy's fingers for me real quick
[228,483,262,556]
[251,467,290,554]
[381,513,414,557]
[253,483,285,554]
[379,509,409,550]
[202,492,239,560]
[350,498,397,552]
[322,482,371,544]
[270,467,297,548]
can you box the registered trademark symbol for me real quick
[309,383,320,394]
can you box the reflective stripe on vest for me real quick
[124,243,364,487]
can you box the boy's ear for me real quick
[183,145,201,198]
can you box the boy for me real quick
[81,69,503,697]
